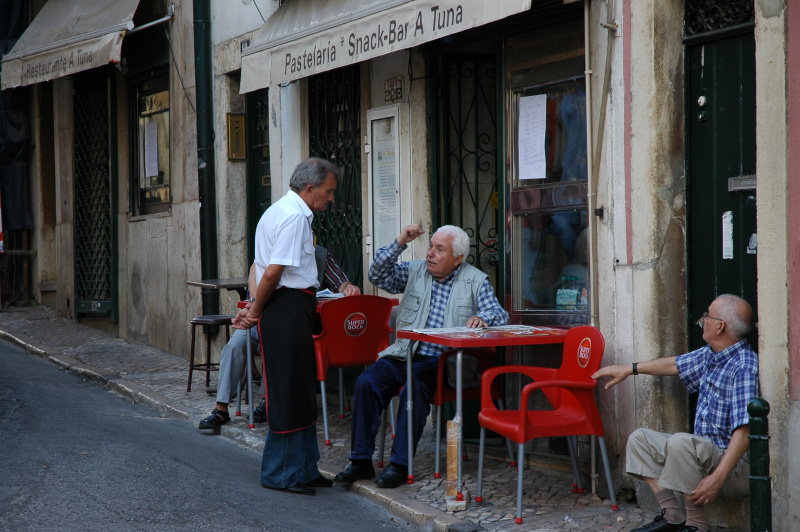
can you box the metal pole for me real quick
[748,398,771,532]
[193,0,219,316]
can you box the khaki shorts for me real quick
[626,428,749,496]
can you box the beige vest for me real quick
[378,261,488,359]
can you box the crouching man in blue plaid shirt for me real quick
[333,224,509,489]
[593,294,757,532]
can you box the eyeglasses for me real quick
[696,311,725,330]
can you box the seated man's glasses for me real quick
[696,311,725,330]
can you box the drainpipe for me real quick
[193,0,219,316]
[586,0,620,496]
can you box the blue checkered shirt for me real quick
[369,240,509,358]
[676,340,759,449]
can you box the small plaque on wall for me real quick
[227,113,246,160]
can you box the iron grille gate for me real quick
[308,65,363,286]
[434,53,500,288]
[74,69,113,315]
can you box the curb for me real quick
[0,327,482,532]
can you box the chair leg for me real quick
[388,396,397,439]
[598,436,620,510]
[338,368,346,418]
[476,427,486,502]
[434,405,442,478]
[187,324,197,392]
[497,398,517,466]
[567,436,585,493]
[378,407,387,468]
[515,443,525,524]
[204,328,212,388]
[320,381,331,445]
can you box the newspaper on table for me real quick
[403,324,562,338]
[316,289,344,299]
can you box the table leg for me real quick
[456,348,464,501]
[406,351,415,483]
[246,333,255,429]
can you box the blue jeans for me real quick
[260,424,321,488]
[349,356,439,467]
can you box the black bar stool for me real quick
[186,314,233,392]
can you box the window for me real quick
[131,74,170,215]
[506,23,589,324]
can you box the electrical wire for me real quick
[164,26,197,115]
[253,0,266,22]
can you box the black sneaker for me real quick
[251,398,266,423]
[198,409,230,433]
[631,510,686,532]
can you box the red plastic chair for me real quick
[313,295,394,445]
[475,325,619,524]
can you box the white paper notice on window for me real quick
[144,120,159,178]
[518,94,547,180]
[722,210,734,259]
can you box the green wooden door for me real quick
[685,28,757,350]
[246,88,272,265]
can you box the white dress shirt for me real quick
[253,190,319,290]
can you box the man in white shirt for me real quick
[234,157,339,495]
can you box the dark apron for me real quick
[257,288,317,433]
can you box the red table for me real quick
[396,325,568,499]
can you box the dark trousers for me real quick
[349,356,438,467]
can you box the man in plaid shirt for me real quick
[334,224,508,489]
[593,294,757,532]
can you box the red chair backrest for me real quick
[538,325,605,410]
[547,325,605,434]
[313,295,394,379]
[559,325,605,378]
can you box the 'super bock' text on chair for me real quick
[476,325,619,524]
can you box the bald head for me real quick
[713,294,754,340]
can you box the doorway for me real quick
[685,20,757,351]
[73,68,116,319]
[308,65,363,286]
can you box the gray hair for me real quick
[289,157,341,192]
[715,294,755,339]
[434,225,470,259]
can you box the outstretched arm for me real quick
[592,356,679,389]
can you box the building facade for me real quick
[1,1,797,528]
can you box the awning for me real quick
[240,0,532,93]
[1,0,141,90]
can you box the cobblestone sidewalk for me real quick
[0,305,667,531]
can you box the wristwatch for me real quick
[632,362,639,376]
